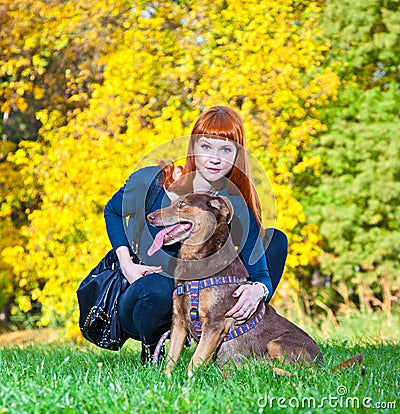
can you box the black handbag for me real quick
[77,249,133,350]
[77,171,163,350]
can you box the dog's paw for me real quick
[273,367,293,377]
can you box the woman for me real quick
[104,106,288,362]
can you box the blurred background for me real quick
[0,0,399,343]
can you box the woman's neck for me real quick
[192,171,225,193]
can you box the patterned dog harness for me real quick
[173,275,266,343]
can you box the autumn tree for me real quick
[320,0,400,87]
[0,0,132,320]
[301,0,400,310]
[0,140,22,320]
[0,0,132,139]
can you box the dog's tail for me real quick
[331,352,364,374]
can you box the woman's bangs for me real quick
[192,112,242,144]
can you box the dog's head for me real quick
[147,193,234,256]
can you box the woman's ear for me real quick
[172,165,183,181]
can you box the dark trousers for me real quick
[118,228,288,346]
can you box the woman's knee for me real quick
[265,228,288,255]
[273,229,288,253]
[136,273,175,304]
[118,273,174,339]
[119,273,174,312]
[264,228,288,293]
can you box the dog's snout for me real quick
[147,212,157,222]
[147,209,166,226]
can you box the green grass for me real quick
[0,339,398,413]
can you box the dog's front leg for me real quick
[165,313,188,376]
[188,320,231,377]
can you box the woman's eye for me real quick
[222,147,232,153]
[201,144,211,151]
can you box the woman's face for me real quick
[193,136,237,183]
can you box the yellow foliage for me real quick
[2,0,339,329]
[0,0,128,113]
[17,296,32,313]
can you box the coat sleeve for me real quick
[103,166,159,251]
[104,187,129,250]
[237,208,274,300]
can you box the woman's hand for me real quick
[224,283,265,325]
[116,246,162,284]
[121,262,163,284]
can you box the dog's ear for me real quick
[208,196,234,224]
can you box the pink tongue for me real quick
[147,228,169,256]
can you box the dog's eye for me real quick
[177,200,186,208]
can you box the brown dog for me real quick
[147,193,361,376]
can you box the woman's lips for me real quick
[206,167,222,174]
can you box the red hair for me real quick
[162,106,263,230]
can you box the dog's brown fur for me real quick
[148,193,362,376]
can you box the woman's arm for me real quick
[104,178,162,283]
[115,245,162,284]
[239,211,273,299]
[104,188,131,250]
[225,209,272,324]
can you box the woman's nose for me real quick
[209,154,221,164]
